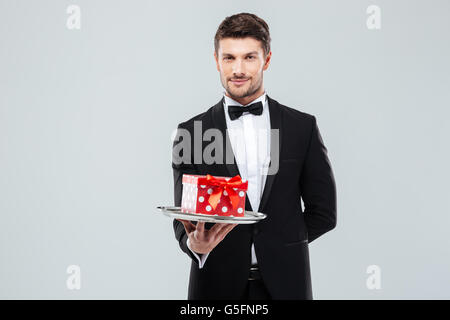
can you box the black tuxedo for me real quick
[172,95,337,300]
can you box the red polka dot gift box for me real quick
[181,174,248,217]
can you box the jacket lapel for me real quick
[211,96,240,176]
[210,94,282,213]
[258,95,282,213]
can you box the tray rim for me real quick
[156,205,266,224]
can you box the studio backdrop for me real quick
[0,0,449,299]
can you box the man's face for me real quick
[214,37,271,101]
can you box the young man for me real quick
[172,13,337,300]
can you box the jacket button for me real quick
[253,227,259,236]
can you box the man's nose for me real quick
[232,58,244,74]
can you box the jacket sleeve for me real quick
[299,115,337,243]
[172,123,204,265]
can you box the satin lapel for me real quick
[211,97,253,211]
[257,95,282,213]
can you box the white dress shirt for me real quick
[187,91,271,268]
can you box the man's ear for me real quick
[214,51,220,72]
[263,51,272,71]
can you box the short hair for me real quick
[214,13,271,57]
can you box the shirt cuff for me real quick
[186,238,210,269]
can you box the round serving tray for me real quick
[156,206,267,224]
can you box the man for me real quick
[172,13,337,300]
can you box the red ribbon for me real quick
[203,174,247,210]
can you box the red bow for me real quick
[204,174,247,210]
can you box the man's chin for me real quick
[226,88,250,99]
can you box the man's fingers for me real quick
[215,223,238,240]
[196,221,205,233]
[209,222,231,234]
[177,219,195,234]
[178,219,236,241]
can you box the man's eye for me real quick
[247,56,255,59]
[224,57,233,60]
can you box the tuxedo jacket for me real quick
[172,95,337,300]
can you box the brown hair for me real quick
[214,13,271,57]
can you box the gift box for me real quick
[181,174,248,217]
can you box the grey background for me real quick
[1,0,449,299]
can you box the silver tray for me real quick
[156,206,267,224]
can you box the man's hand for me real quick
[177,219,238,255]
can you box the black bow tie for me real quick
[228,101,263,120]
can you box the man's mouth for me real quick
[230,78,249,86]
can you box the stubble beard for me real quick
[223,74,263,101]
